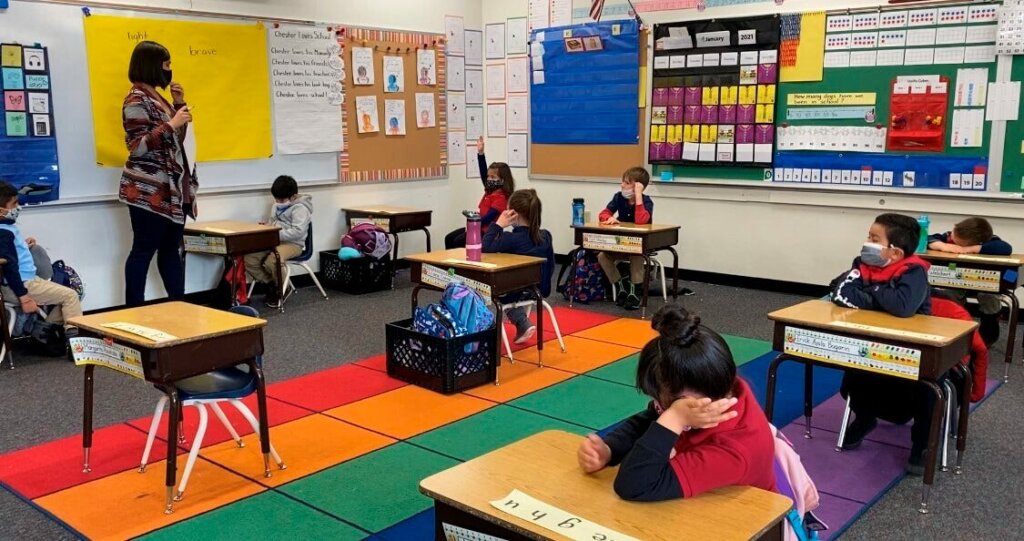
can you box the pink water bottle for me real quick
[463,210,482,262]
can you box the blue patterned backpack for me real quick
[558,249,606,304]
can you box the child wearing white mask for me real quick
[828,213,936,476]
[597,167,653,310]
[244,175,312,308]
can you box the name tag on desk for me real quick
[70,337,144,379]
[101,322,179,343]
[490,489,641,541]
[581,232,643,254]
[184,234,227,254]
[783,326,921,380]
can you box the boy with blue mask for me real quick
[829,213,936,475]
[0,181,82,331]
[244,175,312,308]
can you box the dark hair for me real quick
[128,41,171,87]
[874,213,920,255]
[636,304,736,402]
[0,181,17,207]
[953,217,994,246]
[623,166,650,188]
[271,175,298,200]
[487,162,515,197]
[508,189,543,244]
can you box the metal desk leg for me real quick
[422,228,432,253]
[665,247,680,301]
[493,298,504,385]
[1002,291,1019,381]
[764,354,795,423]
[250,358,274,478]
[272,249,284,312]
[0,290,13,369]
[165,387,180,514]
[919,380,946,515]
[565,247,581,308]
[82,365,95,473]
[639,253,653,319]
[534,286,544,368]
[953,363,972,475]
[803,361,814,438]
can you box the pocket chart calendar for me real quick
[0,42,60,203]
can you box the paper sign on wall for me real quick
[786,92,876,106]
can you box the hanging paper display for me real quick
[887,76,949,152]
[0,42,60,203]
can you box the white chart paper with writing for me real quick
[268,25,344,154]
[783,326,921,380]
[490,490,641,541]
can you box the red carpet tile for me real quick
[355,354,387,373]
[0,423,174,500]
[126,395,311,451]
[546,306,619,335]
[267,363,407,411]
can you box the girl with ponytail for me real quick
[577,304,777,501]
[482,189,554,344]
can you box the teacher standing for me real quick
[120,41,197,307]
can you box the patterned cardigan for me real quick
[119,84,198,224]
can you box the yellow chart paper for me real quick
[84,15,272,166]
[786,92,876,106]
[780,12,826,83]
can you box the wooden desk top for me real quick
[341,205,431,215]
[68,302,266,348]
[920,250,1024,267]
[405,249,544,273]
[184,221,280,237]
[769,300,976,347]
[573,222,680,234]
[421,430,791,541]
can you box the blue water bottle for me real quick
[572,198,585,227]
[917,215,929,253]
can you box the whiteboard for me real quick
[2,1,338,202]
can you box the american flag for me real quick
[590,0,606,21]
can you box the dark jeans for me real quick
[125,205,186,307]
[841,371,940,451]
[445,228,467,249]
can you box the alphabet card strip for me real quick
[490,489,642,541]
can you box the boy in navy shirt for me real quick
[928,216,1012,344]
[830,213,935,475]
[597,167,653,311]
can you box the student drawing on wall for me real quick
[420,67,431,85]
[419,109,430,128]
[388,116,401,135]
[356,66,369,85]
[387,74,400,93]
[361,111,374,132]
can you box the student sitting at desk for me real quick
[830,213,935,475]
[577,304,776,501]
[243,175,312,308]
[596,167,653,311]
[482,189,554,344]
[444,137,514,250]
[927,216,1012,345]
[0,182,82,333]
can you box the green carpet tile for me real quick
[585,354,639,387]
[509,376,649,431]
[723,335,773,366]
[279,442,458,532]
[138,491,366,541]
[409,404,590,461]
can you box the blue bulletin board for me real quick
[0,42,60,203]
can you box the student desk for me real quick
[341,205,432,262]
[67,302,271,514]
[405,249,545,377]
[919,250,1024,381]
[183,221,282,303]
[766,300,977,513]
[420,430,792,541]
[568,223,681,318]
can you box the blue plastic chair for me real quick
[138,305,286,501]
[280,223,328,306]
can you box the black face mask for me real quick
[160,68,172,88]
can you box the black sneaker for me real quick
[979,315,1000,346]
[614,278,630,307]
[906,447,927,476]
[265,286,282,308]
[623,283,641,311]
[840,416,878,450]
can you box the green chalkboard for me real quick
[777,63,996,160]
[1001,57,1024,193]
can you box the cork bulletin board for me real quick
[338,26,447,182]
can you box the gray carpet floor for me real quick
[0,270,1021,540]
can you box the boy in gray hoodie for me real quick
[244,175,312,307]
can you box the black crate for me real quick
[385,318,497,394]
[319,250,393,294]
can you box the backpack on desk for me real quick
[557,249,607,304]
